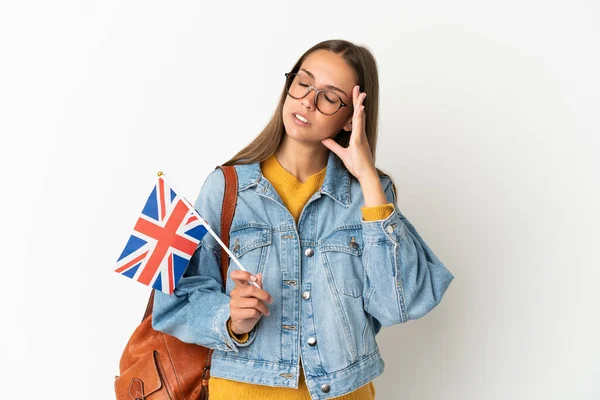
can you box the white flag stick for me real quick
[160,171,261,289]
[196,213,261,289]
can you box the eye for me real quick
[324,93,337,103]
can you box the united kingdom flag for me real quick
[114,174,208,294]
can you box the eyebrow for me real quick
[300,68,348,97]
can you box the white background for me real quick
[2,1,599,399]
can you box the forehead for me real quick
[299,50,357,90]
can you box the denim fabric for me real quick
[152,151,454,399]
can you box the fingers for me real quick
[232,308,265,320]
[231,297,271,317]
[352,85,367,127]
[321,137,345,156]
[230,270,273,304]
[353,85,366,111]
[234,283,273,304]
[231,270,261,288]
[352,85,366,134]
[255,272,263,288]
[230,272,272,318]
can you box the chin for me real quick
[283,118,309,138]
[282,114,333,144]
[283,126,308,142]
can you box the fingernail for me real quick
[250,275,257,282]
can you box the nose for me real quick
[301,87,317,110]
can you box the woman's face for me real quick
[282,49,357,144]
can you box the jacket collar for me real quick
[234,150,352,207]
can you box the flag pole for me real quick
[158,171,261,289]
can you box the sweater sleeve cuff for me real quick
[227,318,250,344]
[361,203,395,221]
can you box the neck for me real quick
[275,137,329,183]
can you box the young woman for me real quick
[152,39,454,399]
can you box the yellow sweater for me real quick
[210,154,394,399]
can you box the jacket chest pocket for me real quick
[226,224,272,290]
[319,226,364,298]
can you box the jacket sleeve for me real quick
[151,168,257,352]
[361,176,454,326]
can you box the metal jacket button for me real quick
[304,248,314,257]
[302,291,310,300]
[320,384,330,393]
[308,337,317,346]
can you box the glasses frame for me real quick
[284,72,353,116]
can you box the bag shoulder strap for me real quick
[217,165,238,278]
[142,165,238,321]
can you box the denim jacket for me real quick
[152,151,454,399]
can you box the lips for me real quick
[293,112,310,124]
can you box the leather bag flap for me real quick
[117,350,163,399]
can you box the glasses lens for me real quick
[285,73,342,115]
[287,73,309,99]
[316,91,342,115]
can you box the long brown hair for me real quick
[222,39,393,184]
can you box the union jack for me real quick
[115,174,208,294]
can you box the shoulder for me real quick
[230,162,262,191]
[193,168,227,228]
[197,168,226,201]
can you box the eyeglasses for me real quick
[284,72,352,115]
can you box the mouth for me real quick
[292,113,310,125]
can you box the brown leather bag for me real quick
[114,165,238,400]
